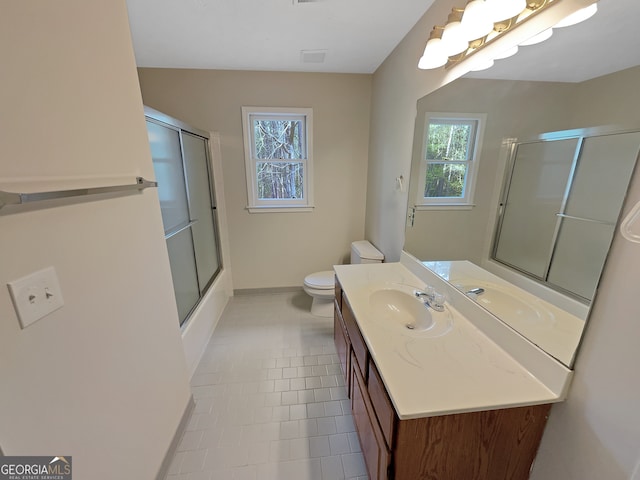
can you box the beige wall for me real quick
[138,69,372,289]
[0,1,192,479]
[569,65,640,127]
[364,0,459,262]
[368,0,640,477]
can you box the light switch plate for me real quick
[7,266,64,329]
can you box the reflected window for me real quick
[418,113,485,207]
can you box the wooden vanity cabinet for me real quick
[333,299,350,393]
[351,350,391,480]
[334,279,552,480]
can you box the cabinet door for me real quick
[368,358,396,449]
[333,303,350,393]
[343,296,368,381]
[352,353,390,480]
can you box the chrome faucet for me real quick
[414,290,432,300]
[466,287,485,296]
[415,288,445,312]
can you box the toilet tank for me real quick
[350,240,384,264]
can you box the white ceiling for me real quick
[126,0,436,74]
[127,0,640,81]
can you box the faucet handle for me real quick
[430,292,446,312]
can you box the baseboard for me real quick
[234,286,303,296]
[155,395,195,480]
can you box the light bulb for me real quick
[520,28,553,46]
[470,57,495,71]
[485,0,526,22]
[493,45,518,59]
[555,3,598,28]
[441,22,470,55]
[418,38,448,70]
[440,9,470,56]
[460,0,495,40]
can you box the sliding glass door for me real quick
[145,109,222,326]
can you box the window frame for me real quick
[416,112,486,209]
[241,106,314,213]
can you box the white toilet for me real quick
[303,240,384,317]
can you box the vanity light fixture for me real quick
[460,0,495,40]
[469,57,495,71]
[418,27,448,69]
[485,0,527,22]
[441,9,472,55]
[493,45,519,59]
[418,0,598,71]
[554,2,597,27]
[520,27,553,45]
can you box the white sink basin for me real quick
[368,285,454,338]
[369,288,434,333]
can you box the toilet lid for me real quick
[304,271,335,289]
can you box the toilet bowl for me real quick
[304,241,384,317]
[303,271,335,317]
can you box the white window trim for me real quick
[416,112,486,208]
[241,106,314,213]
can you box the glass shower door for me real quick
[182,132,220,290]
[146,113,222,326]
[547,131,640,299]
[494,138,579,278]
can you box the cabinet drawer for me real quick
[334,278,342,311]
[342,295,368,380]
[351,352,391,480]
[368,358,396,449]
[333,303,350,392]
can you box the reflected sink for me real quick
[461,283,555,326]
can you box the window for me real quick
[241,107,314,212]
[417,113,485,208]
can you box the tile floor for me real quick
[164,291,369,480]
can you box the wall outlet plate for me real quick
[7,266,64,329]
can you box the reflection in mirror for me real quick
[494,128,640,302]
[404,4,640,367]
[424,260,584,365]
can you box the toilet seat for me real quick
[303,271,334,290]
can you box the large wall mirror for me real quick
[404,0,640,367]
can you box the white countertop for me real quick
[334,261,572,420]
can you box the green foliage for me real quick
[426,122,471,161]
[424,122,472,198]
[424,163,467,198]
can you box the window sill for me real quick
[414,204,475,211]
[246,205,315,213]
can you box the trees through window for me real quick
[418,114,485,207]
[242,107,313,212]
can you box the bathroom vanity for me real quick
[333,257,572,480]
